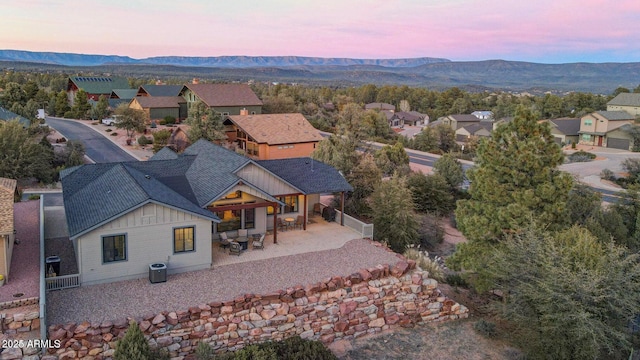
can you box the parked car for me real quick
[101,116,121,126]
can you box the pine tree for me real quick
[114,321,150,360]
[370,175,419,252]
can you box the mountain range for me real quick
[1,49,639,94]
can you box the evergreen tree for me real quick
[185,100,226,144]
[433,153,464,190]
[451,106,573,275]
[370,175,419,252]
[114,321,150,360]
[114,103,147,139]
[71,89,92,119]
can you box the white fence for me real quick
[334,209,374,239]
[46,274,80,291]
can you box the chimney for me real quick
[192,78,199,84]
[240,108,249,116]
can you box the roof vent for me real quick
[145,175,151,179]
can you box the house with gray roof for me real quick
[441,114,480,130]
[545,117,581,145]
[137,84,183,97]
[607,93,640,116]
[579,111,636,149]
[179,82,263,116]
[61,140,352,285]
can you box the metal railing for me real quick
[46,274,80,291]
[334,209,374,239]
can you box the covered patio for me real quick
[212,215,362,266]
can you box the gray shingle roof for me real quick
[61,162,218,238]
[150,147,179,161]
[110,89,138,100]
[138,85,183,97]
[607,93,640,107]
[549,117,581,135]
[257,158,353,194]
[596,111,636,121]
[180,84,263,107]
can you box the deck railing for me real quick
[334,209,374,239]
[46,274,80,291]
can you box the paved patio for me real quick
[212,216,364,266]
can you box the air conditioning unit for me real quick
[149,263,167,283]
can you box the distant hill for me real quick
[0,50,449,68]
[1,49,638,93]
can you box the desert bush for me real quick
[209,336,336,360]
[600,168,615,181]
[28,194,40,200]
[473,319,497,338]
[567,150,596,162]
[105,128,112,132]
[163,116,176,125]
[445,273,469,288]
[110,132,118,136]
[403,246,445,282]
[137,136,150,146]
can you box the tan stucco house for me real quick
[225,113,324,160]
[0,178,17,283]
[578,111,635,148]
[607,93,640,117]
[61,140,352,286]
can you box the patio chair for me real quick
[277,218,287,232]
[218,232,230,251]
[252,234,265,250]
[294,215,304,230]
[313,203,322,216]
[229,241,242,256]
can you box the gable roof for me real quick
[68,76,130,95]
[0,177,16,235]
[110,89,138,100]
[63,139,352,238]
[365,102,395,111]
[460,122,492,134]
[449,114,480,122]
[596,111,636,121]
[0,107,30,127]
[138,85,183,97]
[257,158,353,194]
[180,84,263,107]
[548,117,581,135]
[132,96,185,109]
[227,113,323,145]
[607,93,640,107]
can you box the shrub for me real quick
[110,132,118,136]
[473,319,497,338]
[600,168,615,181]
[105,128,112,132]
[114,321,150,360]
[163,116,176,125]
[137,136,150,146]
[92,122,99,125]
[403,246,445,282]
[195,342,215,360]
[445,273,469,288]
[567,150,596,162]
[159,119,167,125]
[571,141,577,149]
[213,336,336,360]
[28,194,40,200]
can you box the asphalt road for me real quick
[45,116,137,163]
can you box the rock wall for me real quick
[1,308,40,335]
[46,260,468,359]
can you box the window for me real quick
[584,119,593,126]
[582,134,592,141]
[103,234,126,263]
[174,226,195,253]
[245,208,255,229]
[268,196,299,214]
[216,209,242,232]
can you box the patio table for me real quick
[284,217,295,231]
[237,238,249,250]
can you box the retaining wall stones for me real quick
[46,259,468,359]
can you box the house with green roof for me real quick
[60,140,352,285]
[67,76,130,106]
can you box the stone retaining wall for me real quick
[0,307,40,335]
[46,259,468,359]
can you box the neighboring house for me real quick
[0,106,30,127]
[60,140,352,286]
[441,114,480,130]
[395,111,428,126]
[607,93,640,116]
[137,85,183,97]
[471,111,494,120]
[365,102,395,111]
[578,111,636,148]
[455,122,492,142]
[129,96,187,122]
[544,117,581,145]
[67,76,130,105]
[605,124,636,151]
[110,89,138,100]
[383,111,402,127]
[226,113,324,160]
[0,178,16,283]
[178,83,263,116]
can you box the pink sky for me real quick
[1,0,639,63]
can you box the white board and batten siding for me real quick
[237,164,300,196]
[77,203,212,286]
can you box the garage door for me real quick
[607,138,630,150]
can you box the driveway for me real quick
[45,117,138,163]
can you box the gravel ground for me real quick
[47,238,402,325]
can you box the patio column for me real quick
[273,204,278,244]
[303,195,308,230]
[340,191,345,226]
